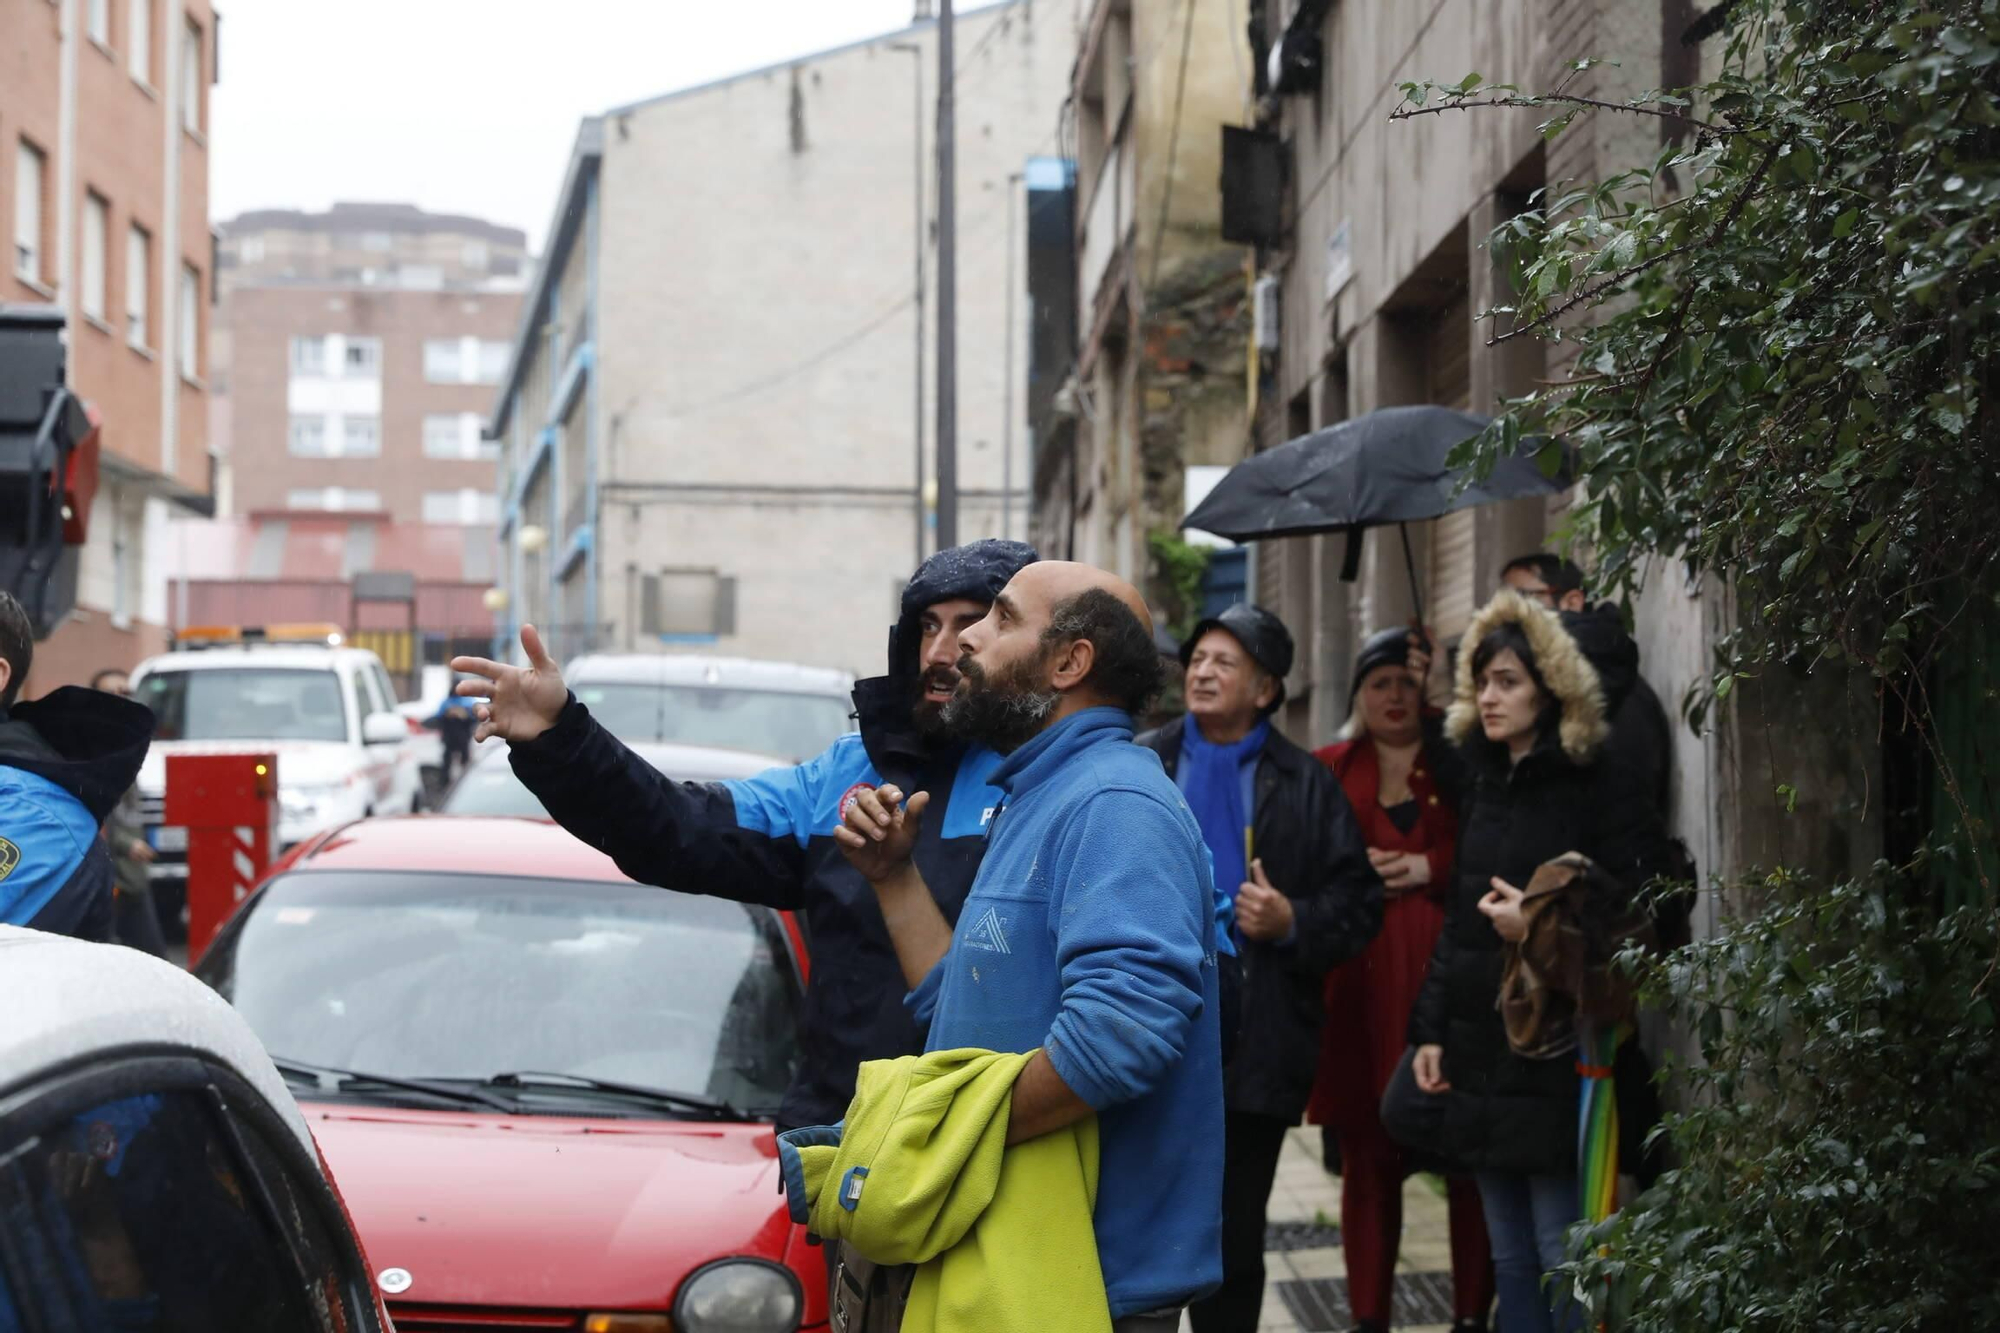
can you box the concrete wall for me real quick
[588,1,1070,675]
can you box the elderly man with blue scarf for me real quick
[1138,603,1383,1333]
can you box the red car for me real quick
[194,816,828,1332]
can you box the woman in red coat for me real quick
[1311,627,1493,1333]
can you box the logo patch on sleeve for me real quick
[0,837,18,882]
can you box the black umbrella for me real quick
[1182,405,1568,625]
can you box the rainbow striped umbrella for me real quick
[1576,1021,1626,1223]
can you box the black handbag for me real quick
[1377,1044,1476,1179]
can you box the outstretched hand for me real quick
[833,784,930,887]
[449,625,569,744]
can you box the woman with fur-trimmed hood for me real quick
[1405,590,1676,1333]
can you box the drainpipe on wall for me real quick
[158,13,184,479]
[584,172,600,654]
[55,0,78,329]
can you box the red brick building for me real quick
[212,204,527,529]
[1,0,218,692]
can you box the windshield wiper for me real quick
[273,1058,523,1113]
[479,1070,747,1120]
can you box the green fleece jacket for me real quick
[777,1047,1110,1333]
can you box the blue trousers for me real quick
[1474,1171,1582,1333]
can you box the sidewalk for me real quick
[1183,1127,1460,1333]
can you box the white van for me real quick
[128,627,424,888]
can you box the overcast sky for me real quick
[212,0,955,249]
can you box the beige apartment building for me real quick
[1,0,217,690]
[489,0,1076,675]
[212,203,527,526]
[1032,0,1253,601]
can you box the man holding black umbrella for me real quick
[1137,604,1383,1333]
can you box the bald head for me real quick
[1005,561,1153,638]
[944,560,1165,749]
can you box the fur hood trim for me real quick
[1445,590,1609,760]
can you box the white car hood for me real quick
[138,740,364,795]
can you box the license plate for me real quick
[149,826,187,853]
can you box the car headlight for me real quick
[670,1258,802,1333]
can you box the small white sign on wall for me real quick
[1325,218,1354,303]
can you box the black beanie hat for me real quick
[1349,626,1413,704]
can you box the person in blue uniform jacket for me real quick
[451,540,1040,1133]
[0,593,154,939]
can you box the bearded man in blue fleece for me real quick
[836,561,1223,1332]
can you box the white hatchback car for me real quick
[564,653,856,763]
[0,926,395,1331]
[129,635,425,894]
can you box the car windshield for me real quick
[438,757,551,817]
[139,667,348,744]
[199,871,800,1118]
[573,682,851,760]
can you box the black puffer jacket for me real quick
[1410,592,1677,1176]
[1138,720,1383,1121]
[1560,602,1673,817]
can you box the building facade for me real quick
[1030,0,1253,620]
[1223,0,1874,916]
[212,203,527,528]
[488,0,1075,676]
[1,0,218,690]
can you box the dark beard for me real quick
[912,696,953,740]
[940,650,1058,753]
[910,665,962,741]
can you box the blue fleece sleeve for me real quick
[1043,788,1211,1112]
[1207,842,1238,958]
[0,787,95,927]
[905,958,946,1024]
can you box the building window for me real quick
[642,569,737,638]
[423,338,510,385]
[287,416,327,457]
[179,262,200,378]
[125,224,150,347]
[82,193,109,319]
[422,489,499,525]
[180,17,202,134]
[237,234,263,265]
[461,240,488,270]
[360,231,392,253]
[422,414,454,457]
[111,494,133,626]
[476,339,508,384]
[422,338,460,383]
[288,487,381,512]
[128,0,151,82]
[341,416,380,457]
[424,413,473,459]
[290,335,324,376]
[14,141,46,282]
[343,336,381,377]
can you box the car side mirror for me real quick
[362,712,407,746]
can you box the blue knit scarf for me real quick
[1176,713,1269,924]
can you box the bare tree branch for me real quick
[1390,91,1744,134]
